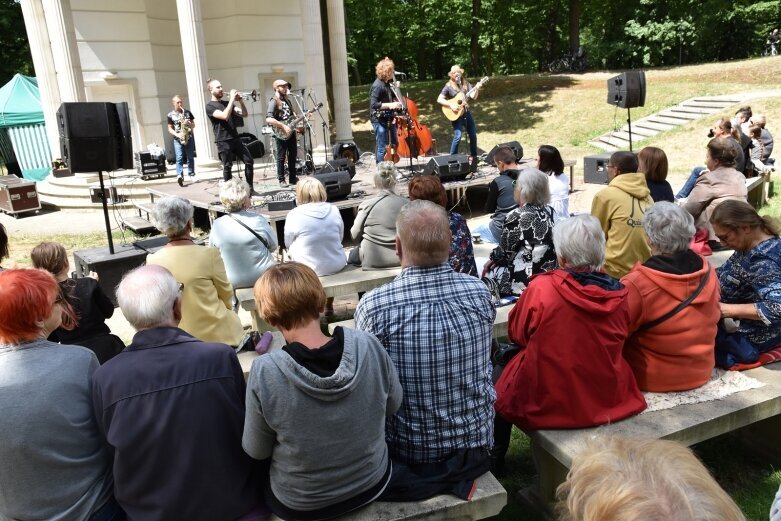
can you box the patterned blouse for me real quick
[488,203,558,296]
[718,236,781,350]
[449,211,478,277]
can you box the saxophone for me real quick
[180,115,192,145]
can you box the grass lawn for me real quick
[6,55,781,520]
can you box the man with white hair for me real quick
[354,200,496,500]
[92,265,263,520]
[751,113,773,162]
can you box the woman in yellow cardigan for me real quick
[147,196,244,347]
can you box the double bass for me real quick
[387,80,433,160]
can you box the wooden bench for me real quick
[235,265,402,331]
[522,365,781,512]
[327,303,514,338]
[746,173,771,209]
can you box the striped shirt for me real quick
[354,263,496,464]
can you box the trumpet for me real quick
[236,89,258,102]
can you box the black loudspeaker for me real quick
[333,142,360,162]
[423,154,471,181]
[320,157,356,179]
[57,102,134,172]
[486,141,524,166]
[73,245,148,306]
[583,152,613,185]
[312,170,352,201]
[607,71,646,109]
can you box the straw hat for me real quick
[273,79,291,88]
[449,65,464,77]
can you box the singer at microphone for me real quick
[436,64,481,172]
[266,79,299,187]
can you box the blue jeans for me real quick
[676,166,705,199]
[450,111,477,157]
[173,138,195,178]
[373,121,398,163]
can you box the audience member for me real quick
[92,265,263,520]
[751,113,773,161]
[31,241,124,364]
[621,202,720,391]
[494,215,645,440]
[210,177,277,290]
[537,144,569,220]
[556,436,746,521]
[243,262,402,518]
[683,137,748,246]
[590,151,653,279]
[677,118,746,199]
[747,124,773,175]
[638,146,674,202]
[0,269,118,520]
[147,196,245,347]
[408,174,478,276]
[0,222,7,270]
[711,200,781,367]
[285,177,346,276]
[473,146,520,243]
[482,168,557,297]
[354,200,495,499]
[349,161,407,268]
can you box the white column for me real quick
[41,0,84,103]
[300,0,330,155]
[20,0,62,159]
[176,0,218,164]
[326,0,353,143]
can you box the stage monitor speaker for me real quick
[606,71,646,109]
[485,141,524,166]
[333,142,360,162]
[423,154,470,181]
[73,245,148,306]
[89,186,123,204]
[312,170,352,201]
[320,157,356,179]
[583,152,614,185]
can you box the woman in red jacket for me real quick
[621,202,720,391]
[492,215,645,473]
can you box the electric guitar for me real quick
[441,76,489,122]
[273,103,323,140]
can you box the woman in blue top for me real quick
[711,199,781,367]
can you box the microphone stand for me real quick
[290,91,314,173]
[309,90,330,164]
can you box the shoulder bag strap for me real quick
[638,268,710,331]
[227,214,271,251]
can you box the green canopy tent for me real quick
[0,74,51,181]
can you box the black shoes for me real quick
[177,177,184,187]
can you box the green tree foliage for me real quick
[0,0,33,85]
[344,0,781,84]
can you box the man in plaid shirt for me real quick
[355,200,496,499]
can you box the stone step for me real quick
[657,110,701,121]
[587,140,619,151]
[621,125,658,137]
[633,120,677,132]
[666,106,720,115]
[607,130,647,144]
[682,100,738,109]
[645,115,691,127]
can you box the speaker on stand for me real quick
[606,71,646,151]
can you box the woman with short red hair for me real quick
[0,269,119,520]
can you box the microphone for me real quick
[394,71,407,79]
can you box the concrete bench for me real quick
[235,265,402,330]
[523,365,781,511]
[746,173,770,209]
[327,303,514,338]
[265,472,506,521]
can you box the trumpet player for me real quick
[167,95,196,187]
[266,79,298,187]
[206,78,256,193]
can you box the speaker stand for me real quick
[626,108,633,152]
[97,171,115,254]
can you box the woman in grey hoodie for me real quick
[243,262,402,520]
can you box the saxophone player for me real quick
[167,95,196,187]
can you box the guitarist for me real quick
[266,79,299,187]
[437,65,481,170]
[369,57,402,163]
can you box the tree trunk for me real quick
[568,0,580,54]
[470,0,482,73]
